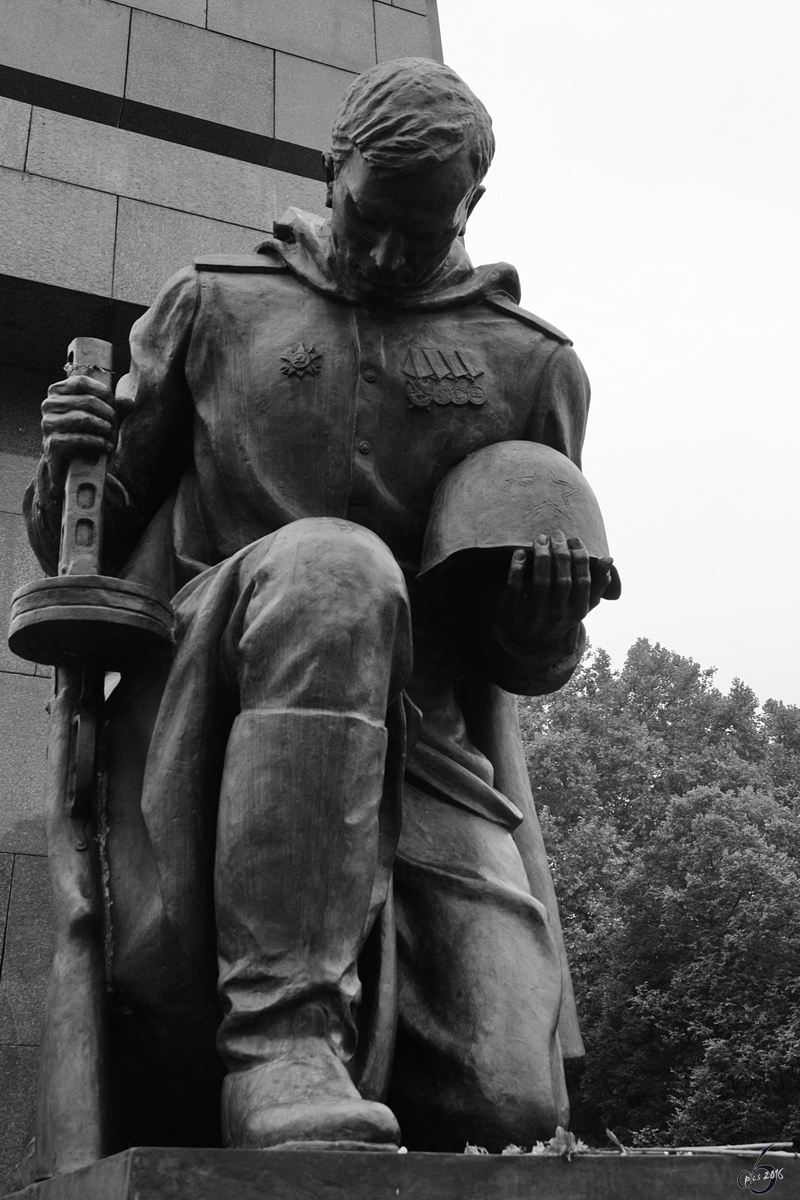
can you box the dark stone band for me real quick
[0,64,325,182]
[0,273,146,406]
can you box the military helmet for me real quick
[419,440,620,597]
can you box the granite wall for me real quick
[0,0,442,1188]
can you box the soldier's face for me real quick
[328,147,482,298]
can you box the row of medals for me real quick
[406,378,487,408]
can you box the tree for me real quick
[522,638,800,1145]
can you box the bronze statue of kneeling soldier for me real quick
[11,57,620,1175]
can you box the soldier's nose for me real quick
[370,232,406,273]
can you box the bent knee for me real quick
[240,519,409,644]
[271,519,406,611]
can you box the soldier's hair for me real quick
[331,58,494,181]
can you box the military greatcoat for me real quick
[26,209,589,1148]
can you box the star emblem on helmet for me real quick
[510,472,581,521]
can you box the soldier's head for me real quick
[324,58,494,298]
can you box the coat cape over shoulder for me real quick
[103,213,584,1120]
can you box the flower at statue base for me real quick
[529,1127,589,1159]
[464,1127,589,1159]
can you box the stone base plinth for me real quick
[4,1146,791,1199]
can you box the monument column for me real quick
[0,3,441,1189]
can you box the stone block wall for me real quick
[0,1,442,1189]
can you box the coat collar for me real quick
[257,207,522,311]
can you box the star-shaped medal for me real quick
[279,342,322,378]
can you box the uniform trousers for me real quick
[108,517,568,1150]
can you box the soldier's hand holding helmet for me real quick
[492,534,614,654]
[419,440,621,661]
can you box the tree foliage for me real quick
[520,638,800,1146]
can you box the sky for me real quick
[436,0,800,706]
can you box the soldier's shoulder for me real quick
[193,248,288,274]
[483,290,573,346]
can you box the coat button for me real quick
[358,440,371,454]
[361,366,377,383]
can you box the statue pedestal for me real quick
[2,1147,773,1199]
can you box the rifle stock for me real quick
[33,341,114,1178]
[9,338,175,1180]
[34,664,111,1178]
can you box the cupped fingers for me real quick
[506,547,528,603]
[529,533,552,615]
[567,536,591,618]
[590,556,614,608]
[550,530,572,612]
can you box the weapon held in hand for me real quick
[7,338,174,1178]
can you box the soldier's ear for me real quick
[459,185,485,235]
[323,153,335,208]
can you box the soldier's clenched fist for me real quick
[41,375,117,495]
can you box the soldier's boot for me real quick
[215,709,400,1149]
